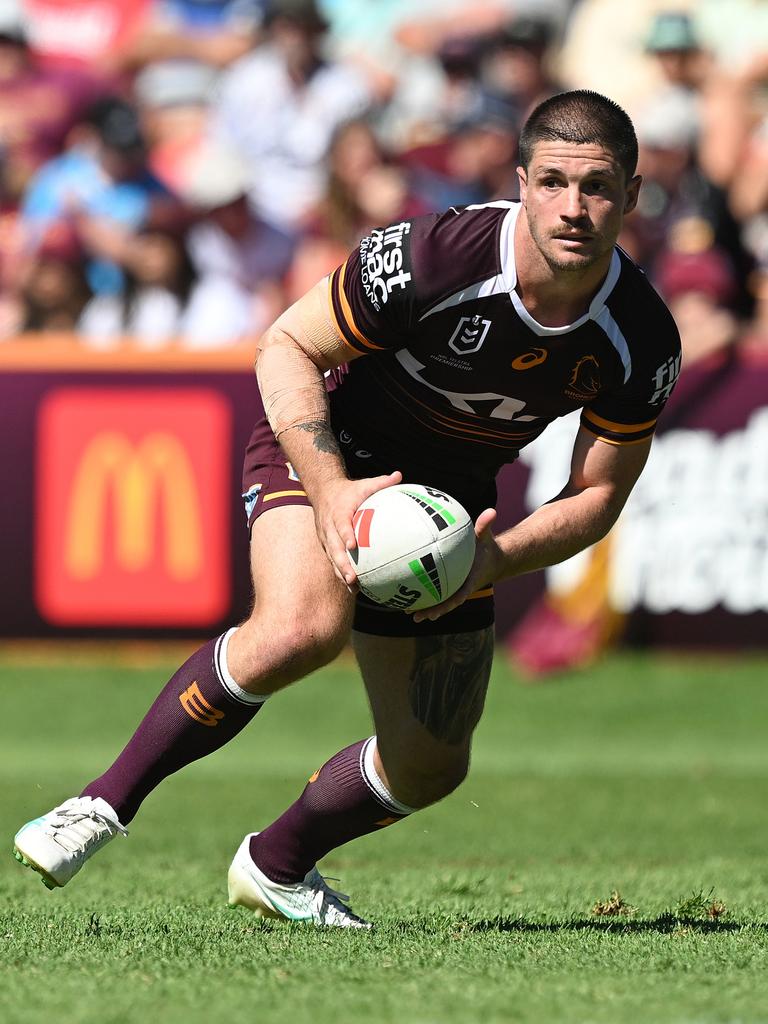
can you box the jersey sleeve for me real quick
[328,206,506,353]
[581,288,682,445]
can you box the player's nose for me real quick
[560,185,587,221]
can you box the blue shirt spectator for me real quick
[21,97,173,295]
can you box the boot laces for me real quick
[47,804,128,854]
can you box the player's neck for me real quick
[513,213,614,328]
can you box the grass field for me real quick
[3,646,768,1024]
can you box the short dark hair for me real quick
[519,90,638,180]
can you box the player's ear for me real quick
[624,174,642,214]
[517,165,528,203]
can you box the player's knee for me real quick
[285,611,348,672]
[390,754,470,809]
[237,603,348,691]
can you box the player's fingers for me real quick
[412,589,465,622]
[412,569,479,622]
[341,472,402,552]
[324,524,359,586]
[475,507,497,540]
[353,470,402,508]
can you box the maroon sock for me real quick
[249,737,413,884]
[81,631,265,824]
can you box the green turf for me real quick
[3,648,768,1024]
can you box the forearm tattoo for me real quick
[408,628,494,744]
[292,420,340,455]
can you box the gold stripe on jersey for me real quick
[582,410,657,434]
[584,431,654,447]
[580,410,656,445]
[263,489,308,501]
[468,586,494,600]
[331,262,386,352]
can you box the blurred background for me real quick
[1,0,766,675]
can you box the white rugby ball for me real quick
[348,483,476,611]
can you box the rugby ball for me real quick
[348,484,475,611]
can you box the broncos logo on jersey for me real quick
[565,355,602,401]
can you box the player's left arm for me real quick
[415,426,651,622]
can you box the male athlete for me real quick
[14,91,681,928]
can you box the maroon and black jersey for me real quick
[328,202,681,487]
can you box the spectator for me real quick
[16,225,91,334]
[20,96,181,298]
[557,0,667,115]
[655,220,739,366]
[622,86,752,316]
[116,0,265,72]
[210,0,371,232]
[179,140,294,346]
[0,10,98,202]
[78,228,195,348]
[640,11,708,169]
[482,14,561,117]
[288,118,429,300]
[132,58,218,193]
[402,92,520,211]
[645,11,707,99]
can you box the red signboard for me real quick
[35,387,231,626]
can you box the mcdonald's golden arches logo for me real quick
[35,388,231,627]
[66,431,203,581]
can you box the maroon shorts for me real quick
[242,395,495,637]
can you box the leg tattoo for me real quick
[407,628,494,745]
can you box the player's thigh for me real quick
[352,626,495,804]
[229,505,354,691]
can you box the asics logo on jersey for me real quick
[359,222,412,311]
[511,347,548,370]
[448,315,492,355]
[179,682,225,727]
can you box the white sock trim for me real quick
[214,628,268,706]
[360,736,416,816]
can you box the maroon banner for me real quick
[1,342,767,645]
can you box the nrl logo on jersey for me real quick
[448,314,492,355]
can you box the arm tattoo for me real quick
[292,420,340,455]
[408,628,494,745]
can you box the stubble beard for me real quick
[528,216,612,275]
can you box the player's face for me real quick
[518,142,641,273]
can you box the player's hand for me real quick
[413,508,503,622]
[314,471,402,588]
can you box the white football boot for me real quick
[227,832,371,929]
[13,796,128,889]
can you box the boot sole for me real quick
[13,846,61,890]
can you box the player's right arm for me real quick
[255,277,401,586]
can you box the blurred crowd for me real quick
[2,0,768,362]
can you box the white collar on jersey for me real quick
[419,201,622,339]
[505,202,622,337]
